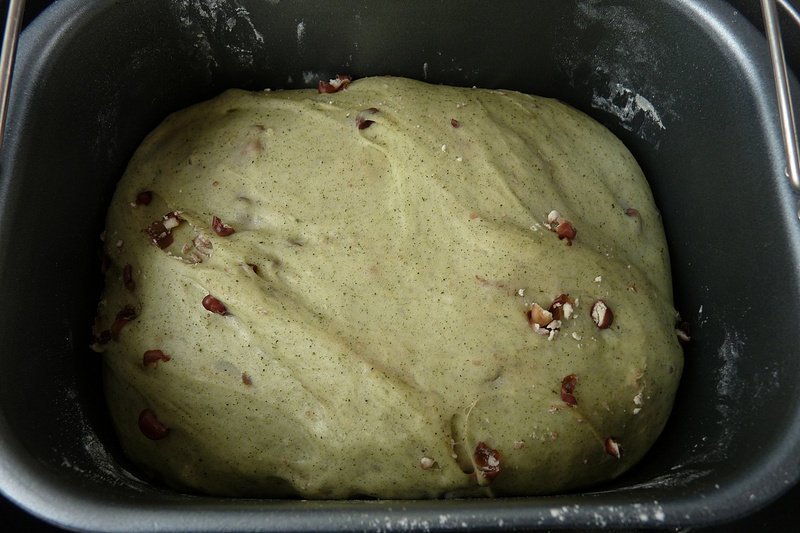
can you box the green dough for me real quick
[93,76,683,498]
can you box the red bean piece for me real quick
[202,294,228,316]
[110,305,137,339]
[561,374,578,407]
[143,349,171,367]
[138,409,169,440]
[135,190,153,206]
[212,216,235,237]
[473,442,502,482]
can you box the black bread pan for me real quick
[1,0,800,530]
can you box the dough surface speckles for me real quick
[93,76,683,498]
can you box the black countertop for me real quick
[2,0,799,530]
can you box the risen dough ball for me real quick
[93,77,683,498]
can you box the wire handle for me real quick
[0,0,26,155]
[763,0,800,221]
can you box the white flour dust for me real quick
[591,82,666,132]
[56,387,149,491]
[713,327,745,448]
[175,0,264,42]
[557,1,677,146]
[172,0,265,70]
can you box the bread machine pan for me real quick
[1,0,799,530]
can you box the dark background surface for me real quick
[1,0,799,531]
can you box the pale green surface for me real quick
[95,77,683,498]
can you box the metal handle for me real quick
[763,0,800,205]
[0,0,26,154]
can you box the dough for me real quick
[93,76,683,498]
